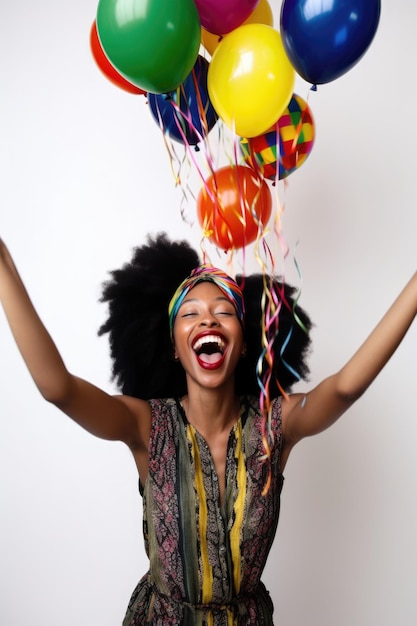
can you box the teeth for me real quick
[193,335,226,352]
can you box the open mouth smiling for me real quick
[192,334,227,369]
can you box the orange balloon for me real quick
[90,21,146,95]
[201,28,222,57]
[197,165,272,251]
[201,0,274,56]
[246,0,274,26]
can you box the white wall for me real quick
[1,1,416,624]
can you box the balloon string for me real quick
[223,134,278,494]
[159,103,305,494]
[290,241,309,333]
[258,274,281,495]
[191,67,212,140]
[148,97,181,185]
[252,179,310,494]
[149,75,219,215]
[163,136,196,226]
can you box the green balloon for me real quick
[96,0,201,94]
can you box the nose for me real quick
[199,311,219,327]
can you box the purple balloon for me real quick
[194,0,260,35]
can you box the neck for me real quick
[182,381,240,436]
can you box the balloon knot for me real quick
[311,84,318,92]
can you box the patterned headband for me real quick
[168,265,245,335]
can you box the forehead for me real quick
[182,280,231,302]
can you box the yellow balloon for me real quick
[201,0,274,56]
[208,24,295,138]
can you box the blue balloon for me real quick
[280,0,381,85]
[148,56,218,145]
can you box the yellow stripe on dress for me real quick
[187,425,214,604]
[229,419,246,594]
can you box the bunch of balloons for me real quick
[90,0,381,252]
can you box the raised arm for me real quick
[282,271,417,455]
[0,239,150,448]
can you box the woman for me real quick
[0,232,416,625]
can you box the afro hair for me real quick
[235,274,312,396]
[99,233,312,399]
[99,233,199,399]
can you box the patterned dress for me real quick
[123,396,284,626]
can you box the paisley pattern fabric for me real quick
[123,396,284,626]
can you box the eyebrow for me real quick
[180,296,233,305]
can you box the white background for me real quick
[1,1,416,624]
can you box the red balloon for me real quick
[89,21,146,95]
[197,165,272,251]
